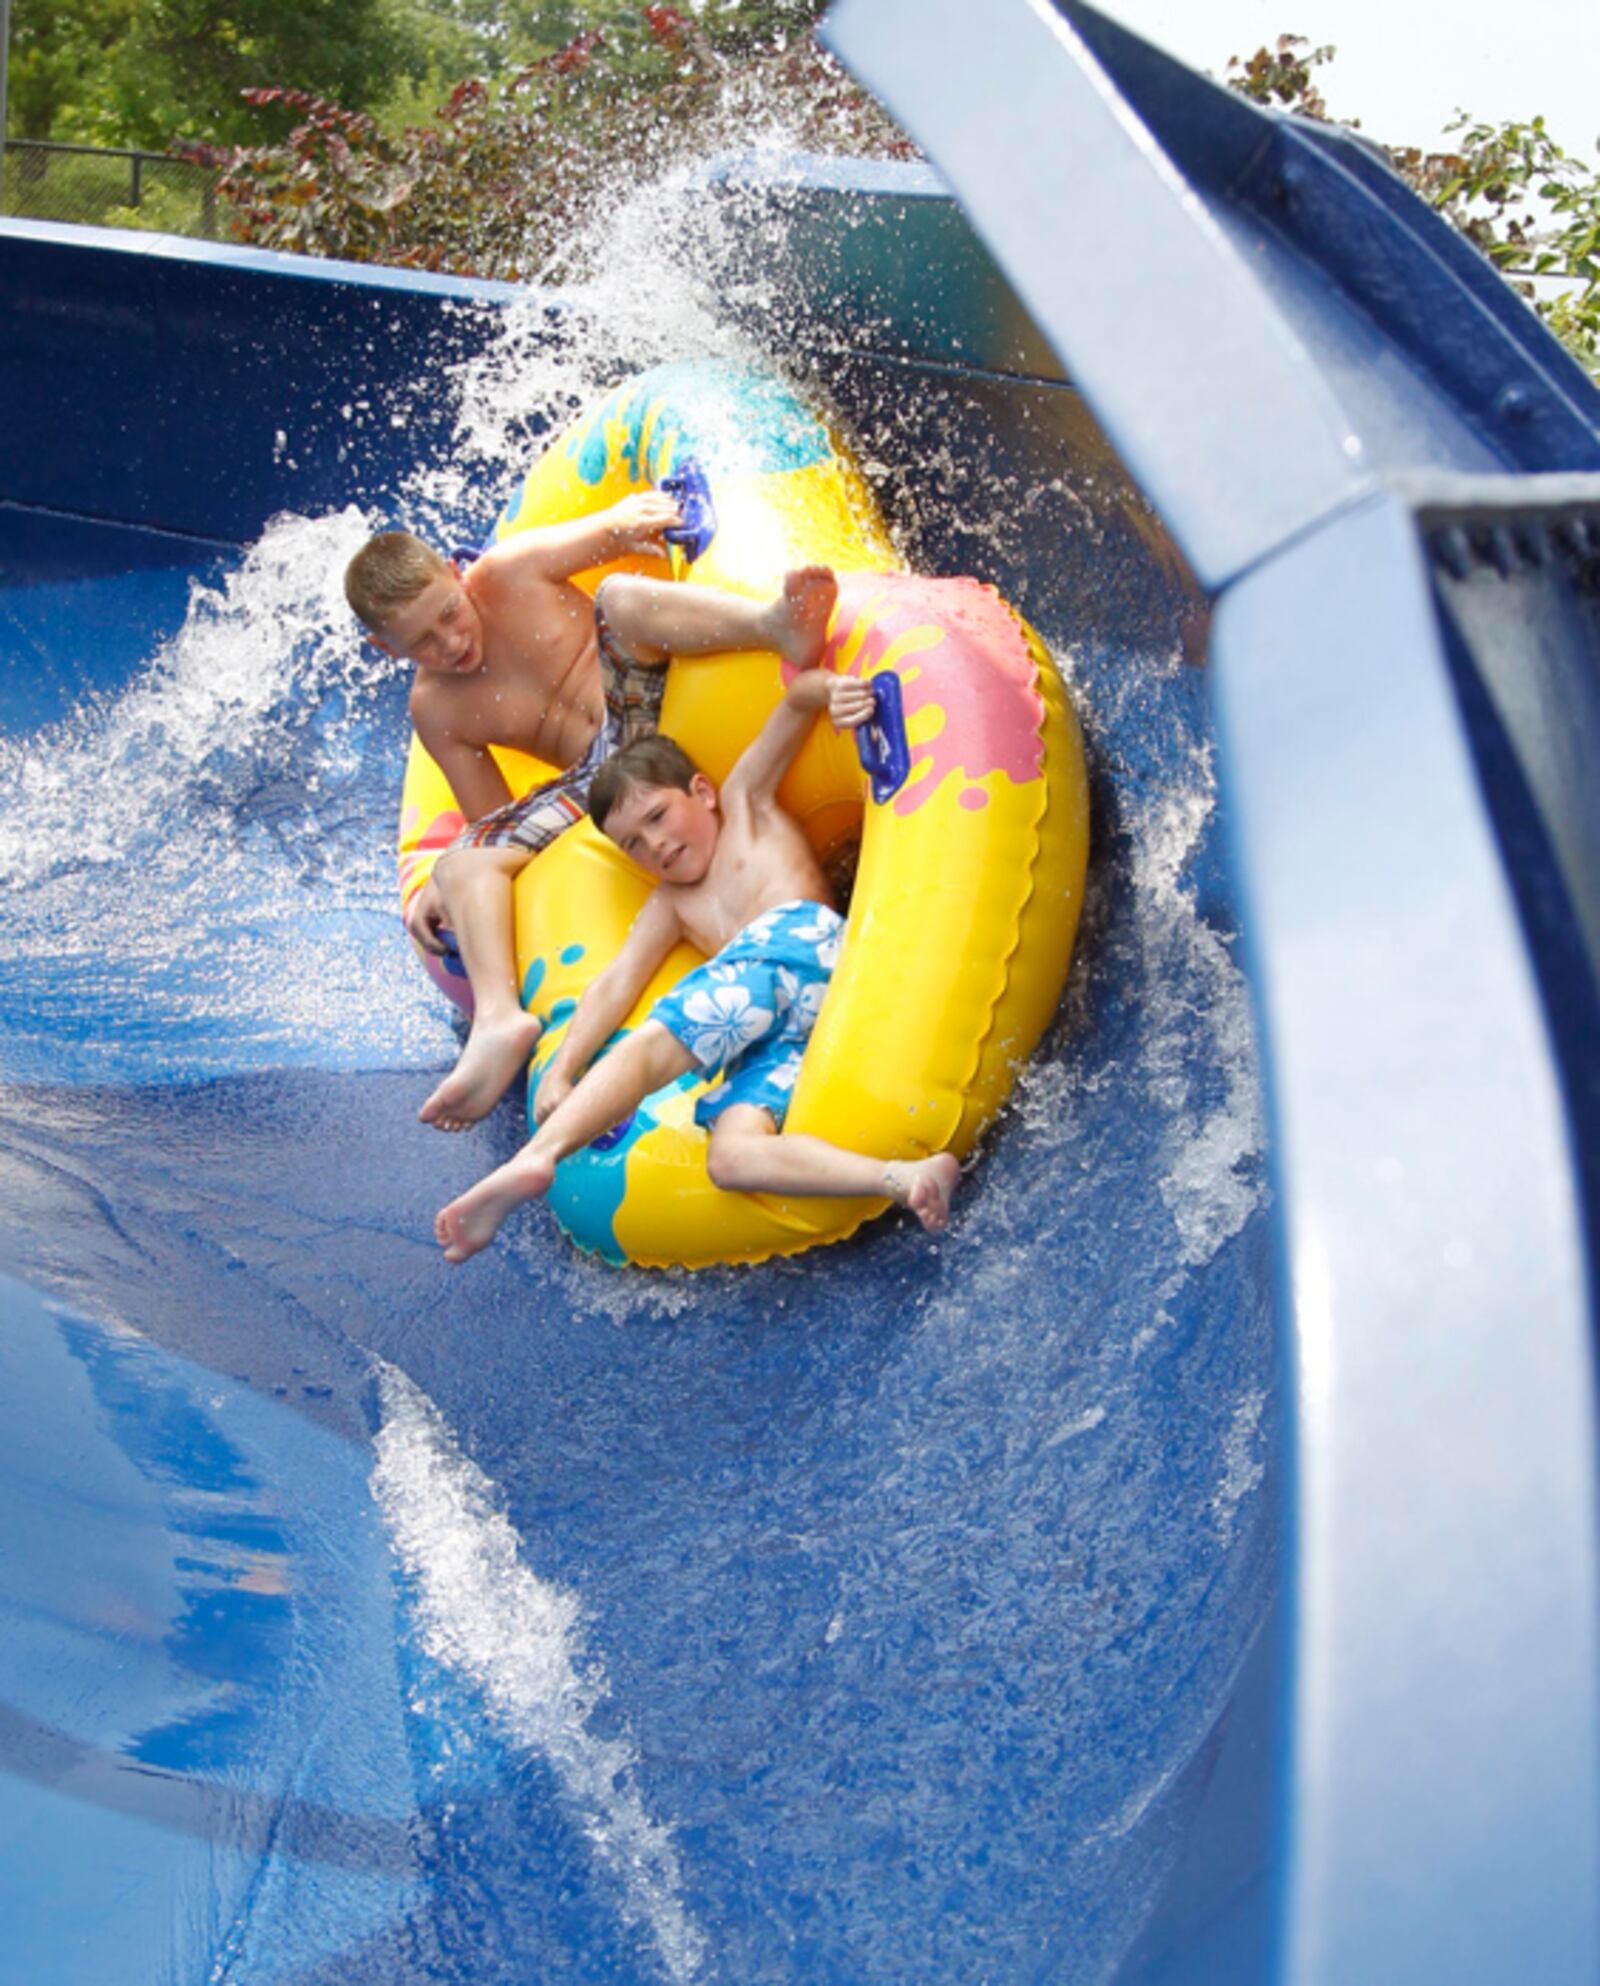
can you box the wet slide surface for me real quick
[0,235,1276,1981]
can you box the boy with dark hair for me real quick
[345,509,837,1130]
[433,638,962,1264]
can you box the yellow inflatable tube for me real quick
[396,359,1089,1268]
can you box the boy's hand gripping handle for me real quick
[855,671,911,804]
[657,457,717,566]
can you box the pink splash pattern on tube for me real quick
[823,573,1046,817]
[398,801,466,906]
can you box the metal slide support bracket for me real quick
[824,0,1375,595]
[1210,490,1600,1985]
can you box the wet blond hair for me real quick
[344,531,450,632]
[589,736,704,834]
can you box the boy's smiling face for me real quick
[603,776,721,885]
[375,567,484,674]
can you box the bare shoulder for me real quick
[473,540,558,608]
[475,548,584,654]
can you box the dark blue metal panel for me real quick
[0,221,522,546]
[1058,6,1600,476]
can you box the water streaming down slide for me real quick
[0,197,1271,1986]
[1,2,1597,1980]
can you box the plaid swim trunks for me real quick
[650,900,846,1129]
[445,606,668,855]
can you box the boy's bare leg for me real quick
[706,1107,962,1234]
[436,1021,697,1261]
[419,844,545,1132]
[598,567,838,669]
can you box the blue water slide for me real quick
[0,0,1596,1976]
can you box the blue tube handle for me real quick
[855,671,911,804]
[589,1115,636,1153]
[658,457,717,564]
[436,928,469,981]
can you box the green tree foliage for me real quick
[1228,34,1600,377]
[1226,34,1337,122]
[7,0,837,151]
[1400,116,1600,375]
[9,0,417,146]
[8,0,134,142]
[373,0,826,89]
[188,6,911,279]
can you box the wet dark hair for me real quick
[588,735,704,833]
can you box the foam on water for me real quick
[371,1362,708,1984]
[0,508,452,1084]
[1132,739,1266,1270]
[1215,1386,1270,1545]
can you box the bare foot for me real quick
[435,1147,557,1263]
[886,1153,962,1234]
[768,566,838,669]
[419,1009,543,1132]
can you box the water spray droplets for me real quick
[372,1364,708,1983]
[0,506,450,1084]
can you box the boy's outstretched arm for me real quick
[722,666,877,810]
[532,887,683,1121]
[478,492,681,585]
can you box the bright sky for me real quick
[1096,0,1600,156]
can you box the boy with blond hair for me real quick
[345,506,838,1131]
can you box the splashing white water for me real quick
[371,1363,708,1984]
[1012,648,1267,1275]
[1130,741,1266,1269]
[1213,1386,1268,1545]
[0,120,849,1092]
[401,149,832,543]
[0,509,377,892]
[0,508,451,1083]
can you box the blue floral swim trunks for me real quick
[650,900,845,1129]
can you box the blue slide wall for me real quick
[1,0,1597,1978]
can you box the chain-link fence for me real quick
[2,141,223,240]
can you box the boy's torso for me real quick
[415,568,607,771]
[667,793,833,959]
